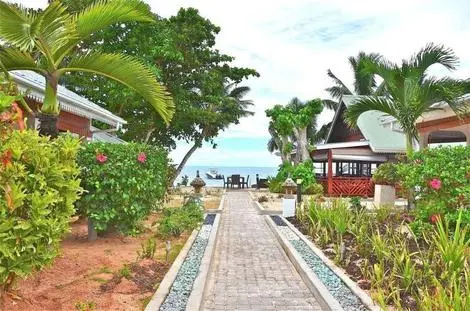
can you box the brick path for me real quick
[202,191,323,311]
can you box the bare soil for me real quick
[2,216,189,311]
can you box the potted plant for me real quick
[372,163,398,206]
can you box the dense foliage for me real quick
[60,6,258,180]
[344,44,470,152]
[0,0,173,137]
[157,202,204,238]
[0,130,82,292]
[266,98,323,163]
[371,162,399,185]
[77,142,168,235]
[268,161,323,194]
[397,146,470,232]
[296,199,469,310]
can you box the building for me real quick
[11,70,126,142]
[312,95,406,197]
[416,95,470,148]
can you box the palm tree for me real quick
[344,43,470,153]
[0,0,174,137]
[324,52,381,109]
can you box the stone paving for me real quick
[202,191,323,311]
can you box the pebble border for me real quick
[158,214,216,311]
[270,216,368,311]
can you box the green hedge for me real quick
[0,130,82,291]
[268,161,322,194]
[76,142,168,235]
[397,146,470,232]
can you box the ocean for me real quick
[176,165,278,187]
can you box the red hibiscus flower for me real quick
[429,178,441,190]
[137,152,147,163]
[96,153,108,163]
[429,214,440,224]
[1,150,12,167]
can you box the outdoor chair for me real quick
[242,175,250,189]
[223,175,231,188]
[231,174,241,188]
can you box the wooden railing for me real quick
[317,177,374,197]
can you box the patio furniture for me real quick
[242,175,250,189]
[230,174,241,188]
[223,175,231,188]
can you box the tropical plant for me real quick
[397,146,470,231]
[344,43,470,153]
[76,142,168,235]
[59,7,258,181]
[372,162,399,185]
[324,51,381,110]
[137,237,157,260]
[266,98,323,163]
[157,202,204,238]
[0,130,82,293]
[0,0,174,137]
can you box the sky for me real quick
[11,0,470,167]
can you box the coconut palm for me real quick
[345,43,470,153]
[0,0,174,137]
[323,52,381,111]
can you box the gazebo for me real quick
[312,95,406,197]
[416,95,470,148]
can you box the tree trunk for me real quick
[143,127,156,144]
[37,112,59,138]
[171,143,200,186]
[405,132,416,210]
[38,76,60,138]
[281,136,290,163]
[292,127,310,163]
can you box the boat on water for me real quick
[206,168,223,179]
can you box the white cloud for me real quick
[9,0,470,166]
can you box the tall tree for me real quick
[345,43,470,153]
[60,7,258,178]
[266,98,323,164]
[0,0,173,137]
[324,51,381,109]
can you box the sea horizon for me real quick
[176,165,279,187]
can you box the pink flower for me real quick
[429,214,440,224]
[429,178,441,190]
[96,153,108,164]
[137,152,147,163]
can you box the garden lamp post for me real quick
[296,178,303,203]
[190,170,206,195]
[282,177,297,217]
[283,177,297,196]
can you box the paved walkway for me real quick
[202,191,322,311]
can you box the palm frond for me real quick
[326,69,352,99]
[0,2,36,51]
[351,52,381,95]
[411,43,458,78]
[321,99,339,111]
[74,0,154,37]
[309,122,331,144]
[421,78,470,115]
[267,137,278,153]
[325,86,349,100]
[229,85,251,99]
[344,96,396,127]
[59,52,174,124]
[0,48,44,72]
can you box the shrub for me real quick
[268,161,321,194]
[0,130,82,292]
[76,142,168,235]
[397,146,470,231]
[372,162,398,185]
[157,202,204,238]
[258,195,269,203]
[303,183,324,195]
